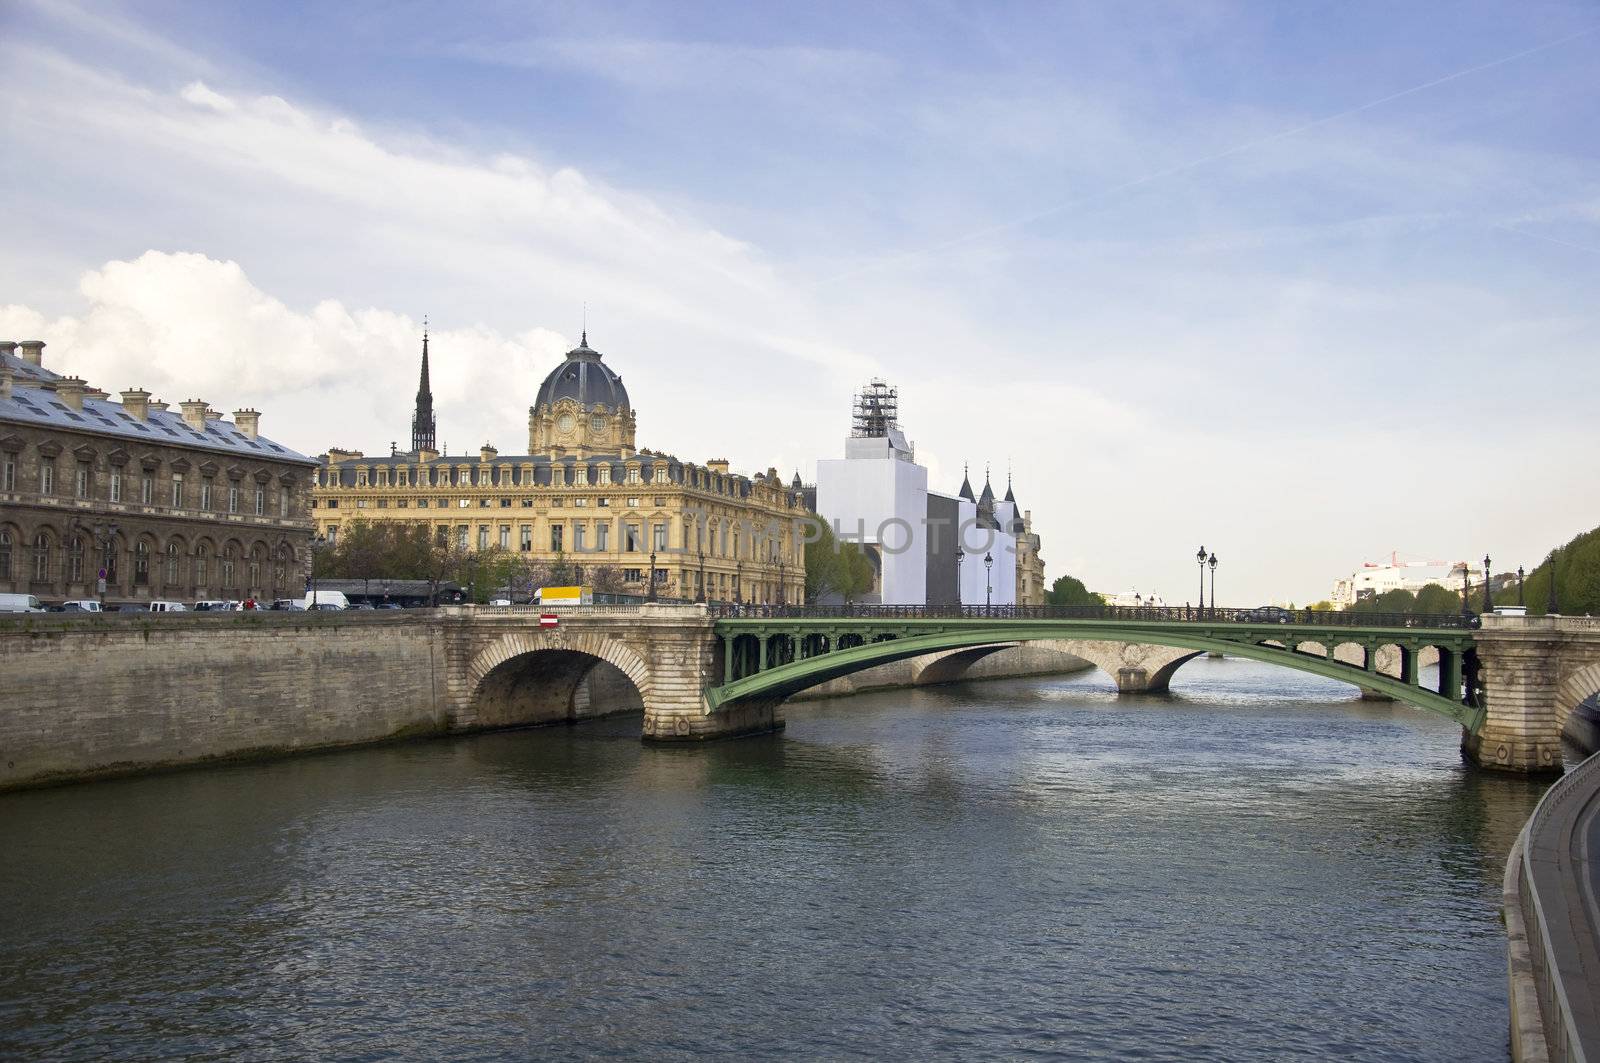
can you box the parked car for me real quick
[147,601,188,613]
[270,599,306,611]
[350,603,377,610]
[193,600,231,611]
[377,603,402,610]
[0,593,47,613]
[311,602,343,611]
[301,590,349,610]
[1243,605,1293,623]
[59,600,103,613]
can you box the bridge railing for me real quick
[707,602,1480,629]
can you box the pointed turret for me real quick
[978,466,995,506]
[411,322,437,453]
[791,470,803,490]
[958,462,975,502]
[1004,469,1016,505]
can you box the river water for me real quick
[0,658,1557,1061]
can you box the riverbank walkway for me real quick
[1507,746,1600,1062]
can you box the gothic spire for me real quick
[411,320,437,453]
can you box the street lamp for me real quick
[734,560,742,605]
[309,532,328,608]
[1461,563,1472,616]
[1481,554,1492,614]
[1207,552,1217,615]
[696,548,706,603]
[1517,566,1525,608]
[777,558,786,608]
[984,551,994,610]
[1196,545,1207,613]
[956,550,964,612]
[647,549,658,602]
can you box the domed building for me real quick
[527,333,639,457]
[312,328,808,605]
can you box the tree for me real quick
[1307,600,1335,612]
[1413,583,1462,616]
[1046,574,1101,607]
[1353,588,1416,615]
[804,521,875,603]
[1494,524,1600,616]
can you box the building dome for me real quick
[534,334,630,412]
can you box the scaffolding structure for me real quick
[850,379,899,439]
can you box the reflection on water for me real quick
[0,657,1550,1061]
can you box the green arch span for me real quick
[708,622,1482,731]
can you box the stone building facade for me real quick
[0,341,317,605]
[312,332,808,604]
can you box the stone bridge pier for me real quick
[1466,615,1600,773]
[440,605,780,742]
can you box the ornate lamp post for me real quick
[1196,545,1207,613]
[777,559,786,608]
[734,560,743,605]
[1460,563,1472,616]
[647,549,658,602]
[1207,552,1217,616]
[309,532,328,609]
[984,551,994,610]
[1481,554,1492,615]
[696,548,706,603]
[956,550,964,612]
[1546,548,1559,615]
[1517,566,1525,608]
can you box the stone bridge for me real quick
[4,606,1600,791]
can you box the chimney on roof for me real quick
[147,399,169,413]
[233,408,260,440]
[0,365,11,401]
[0,341,16,361]
[204,407,223,421]
[179,400,209,431]
[480,443,497,462]
[56,376,87,410]
[122,388,151,421]
[17,340,44,367]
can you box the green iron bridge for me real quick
[705,604,1485,730]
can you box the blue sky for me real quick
[2,0,1597,603]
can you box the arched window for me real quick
[101,538,118,584]
[134,540,150,585]
[248,544,264,591]
[195,544,209,588]
[0,530,11,579]
[67,537,84,584]
[164,543,180,585]
[273,545,292,594]
[33,531,51,582]
[222,545,237,589]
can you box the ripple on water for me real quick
[0,658,1548,1061]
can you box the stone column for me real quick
[638,605,784,742]
[1464,615,1565,774]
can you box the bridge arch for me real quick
[466,632,651,730]
[1558,660,1600,735]
[709,623,1479,729]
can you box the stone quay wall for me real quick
[0,612,448,792]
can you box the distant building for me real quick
[814,380,1044,606]
[312,330,807,604]
[1331,552,1471,608]
[0,340,317,605]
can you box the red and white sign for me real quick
[539,613,559,628]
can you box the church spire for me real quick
[411,319,437,453]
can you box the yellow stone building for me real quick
[312,332,807,603]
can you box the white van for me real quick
[60,599,103,613]
[148,600,188,613]
[0,593,45,613]
[302,590,349,610]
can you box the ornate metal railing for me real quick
[707,602,1481,629]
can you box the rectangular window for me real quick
[254,486,265,515]
[172,473,184,508]
[279,487,289,516]
[40,462,55,495]
[456,526,468,550]
[573,523,586,551]
[324,498,338,509]
[573,497,588,507]
[597,497,610,507]
[626,468,641,484]
[550,525,564,552]
[624,568,642,583]
[654,497,667,507]
[416,498,429,509]
[653,523,668,550]
[140,473,153,505]
[326,526,339,545]
[596,522,609,550]
[625,523,640,551]
[201,478,212,509]
[76,462,90,498]
[598,465,611,485]
[396,499,408,508]
[376,499,387,508]
[2,456,14,492]
[498,525,510,549]
[228,485,239,513]
[356,498,369,509]
[500,498,511,508]
[477,526,489,550]
[520,499,534,508]
[110,470,122,502]
[519,525,531,551]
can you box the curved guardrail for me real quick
[1513,748,1600,1061]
